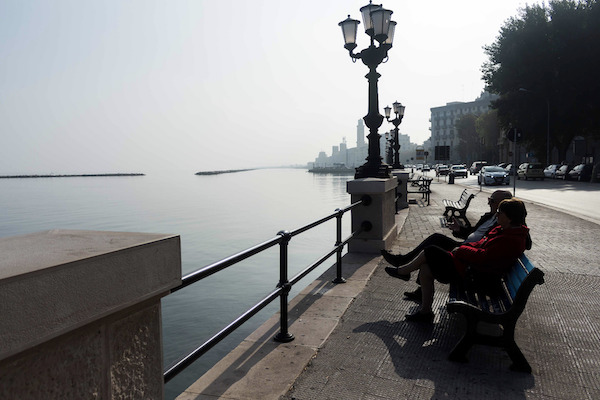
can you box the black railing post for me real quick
[332,209,346,284]
[274,230,294,343]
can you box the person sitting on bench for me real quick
[384,198,530,323]
[381,190,517,301]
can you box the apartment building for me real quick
[429,91,498,164]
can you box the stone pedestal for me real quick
[347,177,398,254]
[393,170,409,210]
[0,230,181,400]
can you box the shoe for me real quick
[405,311,434,323]
[404,287,422,302]
[381,249,406,267]
[384,266,410,281]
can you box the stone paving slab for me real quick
[283,178,600,400]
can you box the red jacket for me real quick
[450,225,529,277]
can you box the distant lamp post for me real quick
[519,88,550,165]
[339,2,397,179]
[384,101,405,169]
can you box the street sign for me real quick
[435,146,450,160]
[416,146,424,161]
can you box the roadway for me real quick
[424,171,600,226]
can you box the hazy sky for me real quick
[0,0,537,174]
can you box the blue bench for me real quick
[447,254,544,372]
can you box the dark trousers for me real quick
[404,234,461,286]
[422,245,460,284]
[403,233,461,262]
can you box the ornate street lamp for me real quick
[384,101,405,169]
[339,2,397,179]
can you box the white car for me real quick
[544,164,560,178]
[450,165,468,178]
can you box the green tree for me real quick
[482,0,600,164]
[476,110,502,163]
[456,114,480,162]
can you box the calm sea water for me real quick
[0,168,353,398]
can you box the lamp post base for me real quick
[347,177,398,254]
[354,163,392,179]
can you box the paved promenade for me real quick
[178,177,600,400]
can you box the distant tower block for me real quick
[357,119,365,147]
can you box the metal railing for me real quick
[163,195,371,383]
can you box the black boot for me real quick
[405,310,434,323]
[384,266,411,281]
[381,249,408,267]
[404,287,422,303]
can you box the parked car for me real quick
[422,164,431,171]
[436,164,450,176]
[478,166,510,186]
[497,162,509,169]
[469,161,488,175]
[568,164,594,181]
[504,164,516,176]
[450,164,468,178]
[517,163,545,180]
[543,164,560,179]
[555,164,572,180]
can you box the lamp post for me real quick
[384,101,405,169]
[519,88,550,165]
[339,2,397,179]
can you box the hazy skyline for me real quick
[0,1,537,174]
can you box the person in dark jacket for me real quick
[382,190,513,266]
[382,190,519,301]
[385,198,530,323]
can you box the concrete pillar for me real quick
[347,177,398,253]
[0,230,181,400]
[393,170,409,210]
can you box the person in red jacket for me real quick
[385,198,529,323]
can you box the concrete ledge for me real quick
[347,177,398,194]
[0,229,182,360]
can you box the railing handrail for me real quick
[172,235,283,293]
[163,197,367,383]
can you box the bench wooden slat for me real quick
[521,257,536,273]
[505,274,520,298]
[443,190,470,207]
[498,284,514,311]
[506,263,529,297]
